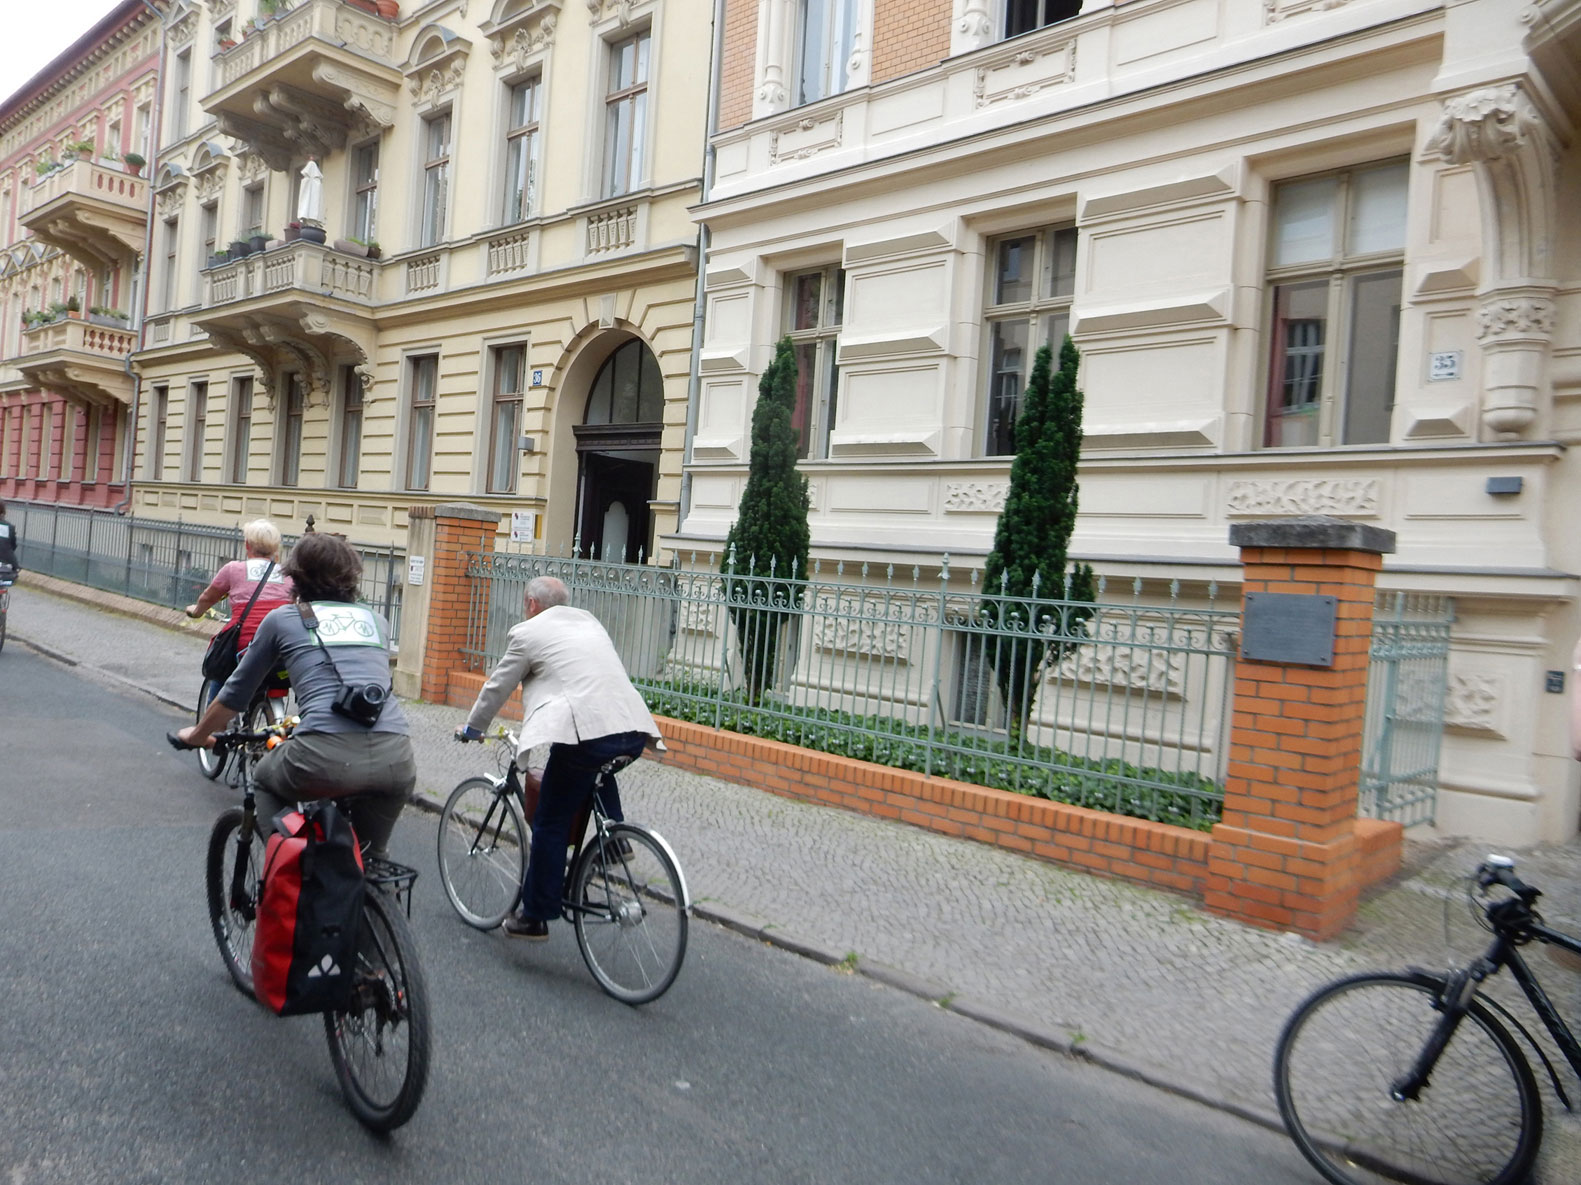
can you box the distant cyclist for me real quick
[186,519,294,649]
[0,501,19,575]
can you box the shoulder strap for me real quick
[296,600,347,688]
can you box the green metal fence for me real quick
[464,549,1240,830]
[6,498,404,636]
[1360,591,1454,827]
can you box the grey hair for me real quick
[526,575,570,608]
[242,519,282,558]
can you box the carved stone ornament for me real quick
[1264,0,1352,22]
[1427,85,1547,167]
[155,180,189,218]
[586,0,648,25]
[408,59,468,103]
[768,110,843,166]
[1226,478,1381,517]
[1445,672,1503,735]
[168,5,200,47]
[234,148,268,182]
[973,39,1077,109]
[490,16,558,70]
[205,0,235,18]
[944,481,1008,513]
[1476,295,1556,342]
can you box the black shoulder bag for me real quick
[296,602,389,726]
[202,561,275,683]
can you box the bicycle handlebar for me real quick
[167,716,298,754]
[1478,856,1541,904]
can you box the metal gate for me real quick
[1359,592,1454,827]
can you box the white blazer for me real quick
[467,604,663,758]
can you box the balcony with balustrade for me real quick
[201,0,402,170]
[12,316,138,407]
[193,239,378,402]
[19,160,149,270]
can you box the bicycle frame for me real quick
[1395,903,1581,1106]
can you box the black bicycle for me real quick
[0,562,14,655]
[437,727,690,1005]
[171,720,432,1132]
[1274,855,1581,1185]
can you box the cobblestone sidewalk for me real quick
[11,574,1581,1179]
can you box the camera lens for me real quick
[363,684,387,706]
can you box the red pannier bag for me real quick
[251,801,366,1016]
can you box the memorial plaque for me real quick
[1241,592,1336,667]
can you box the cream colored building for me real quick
[133,0,707,561]
[683,0,1581,845]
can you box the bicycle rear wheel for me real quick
[1273,970,1541,1185]
[205,807,264,997]
[196,679,226,779]
[324,888,431,1133]
[437,776,527,930]
[571,824,687,1005]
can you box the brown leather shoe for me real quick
[503,912,549,941]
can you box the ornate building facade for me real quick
[683,0,1581,844]
[0,1,160,508]
[128,0,706,561]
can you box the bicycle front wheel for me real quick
[324,888,431,1133]
[196,679,226,780]
[205,807,264,997]
[1274,970,1541,1185]
[437,776,527,930]
[571,824,687,1005]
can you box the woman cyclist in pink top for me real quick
[186,519,296,647]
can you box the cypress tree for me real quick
[981,335,1095,739]
[723,336,811,703]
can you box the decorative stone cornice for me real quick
[586,0,649,26]
[1426,84,1551,167]
[408,59,467,104]
[169,5,200,47]
[490,15,558,69]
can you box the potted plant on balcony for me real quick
[249,228,271,253]
[69,140,96,161]
[64,296,83,318]
[229,237,253,258]
[299,222,327,244]
[46,300,68,322]
[207,249,230,269]
[122,151,145,177]
[284,221,302,242]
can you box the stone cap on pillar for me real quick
[426,503,503,525]
[1229,515,1395,555]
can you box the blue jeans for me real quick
[520,731,648,921]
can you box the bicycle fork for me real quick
[1390,965,1485,1102]
[230,804,258,920]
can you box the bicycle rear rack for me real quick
[365,856,419,917]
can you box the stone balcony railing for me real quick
[213,0,397,89]
[18,316,137,359]
[202,240,378,308]
[21,159,147,218]
[19,159,148,268]
[13,315,138,406]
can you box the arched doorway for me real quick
[574,338,662,563]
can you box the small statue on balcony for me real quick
[297,157,326,243]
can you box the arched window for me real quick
[583,338,662,425]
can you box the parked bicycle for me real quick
[437,727,690,1004]
[1274,855,1581,1185]
[170,718,431,1132]
[0,561,14,655]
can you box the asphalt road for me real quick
[0,646,1319,1184]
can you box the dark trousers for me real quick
[520,731,648,921]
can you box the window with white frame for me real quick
[602,32,649,199]
[982,224,1076,456]
[796,0,857,106]
[350,141,378,243]
[1263,160,1407,449]
[161,216,180,310]
[227,375,252,483]
[171,49,191,141]
[185,381,207,481]
[488,344,526,493]
[199,201,218,275]
[240,181,264,238]
[420,114,450,247]
[1005,0,1082,38]
[784,265,844,460]
[501,76,540,223]
[281,373,304,486]
[406,353,438,490]
[150,385,168,479]
[337,365,362,488]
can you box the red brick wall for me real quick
[871,0,953,86]
[716,0,759,132]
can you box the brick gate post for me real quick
[415,503,501,703]
[1204,516,1398,940]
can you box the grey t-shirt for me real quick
[220,601,409,735]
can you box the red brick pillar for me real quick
[1205,516,1398,940]
[417,503,501,703]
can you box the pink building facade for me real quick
[0,0,159,509]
